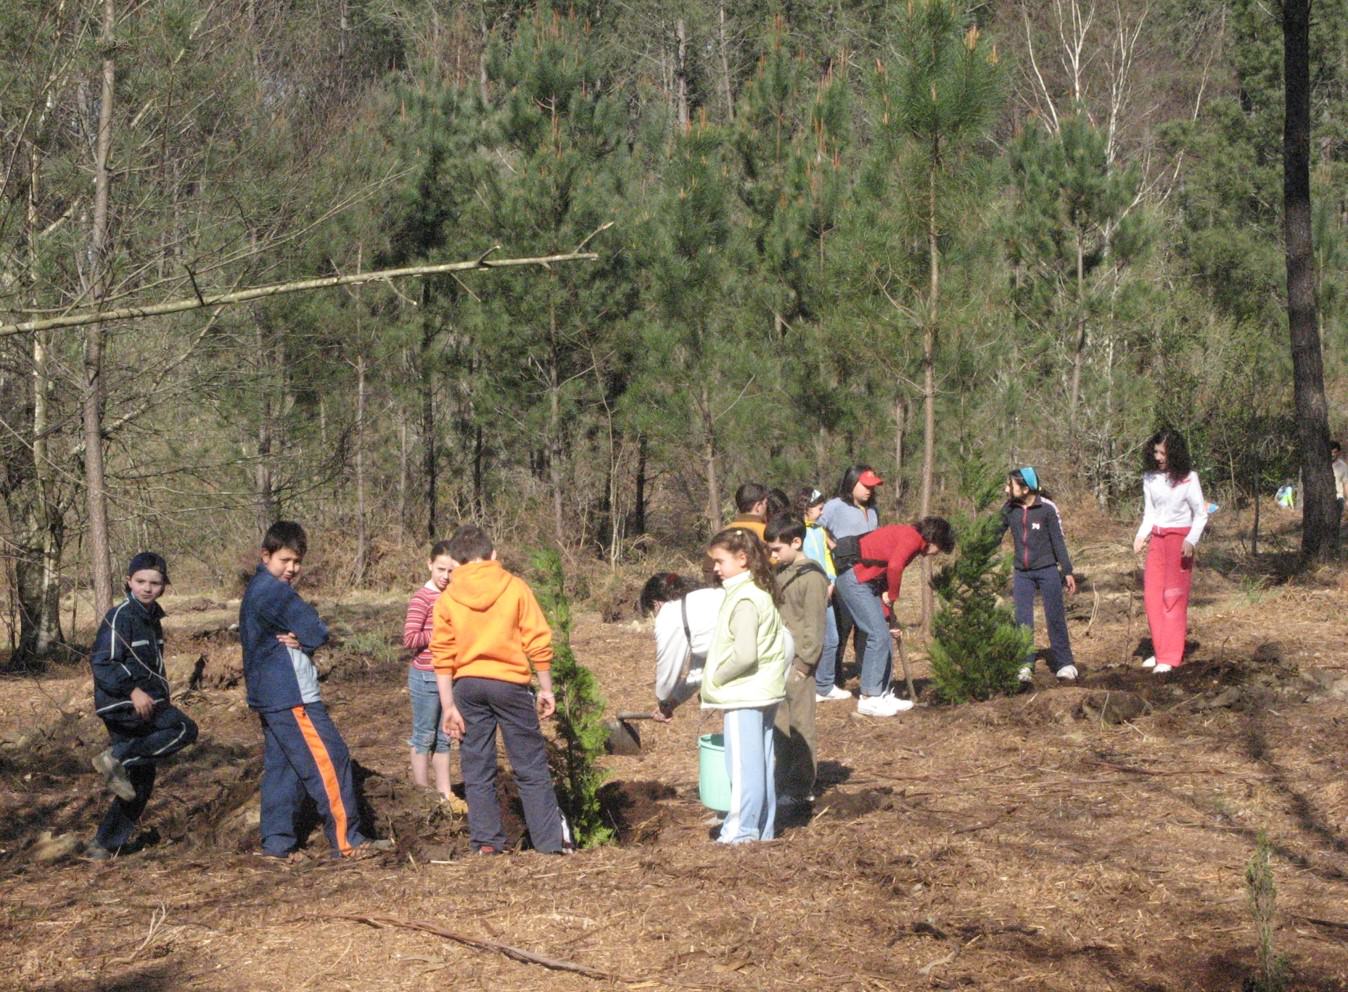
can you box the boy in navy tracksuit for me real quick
[88,552,198,859]
[998,467,1078,681]
[241,521,387,860]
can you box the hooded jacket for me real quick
[775,559,829,674]
[91,594,171,719]
[998,497,1073,575]
[240,565,329,712]
[430,559,553,685]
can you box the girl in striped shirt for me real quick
[403,540,459,803]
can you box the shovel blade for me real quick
[604,717,642,755]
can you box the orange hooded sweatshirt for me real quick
[429,559,553,684]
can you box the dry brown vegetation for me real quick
[2,513,1347,992]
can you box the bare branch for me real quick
[0,250,600,337]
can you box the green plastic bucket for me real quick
[698,733,731,812]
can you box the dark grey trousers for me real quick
[454,677,564,853]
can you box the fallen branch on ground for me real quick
[311,912,631,982]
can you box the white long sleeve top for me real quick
[1135,471,1209,546]
[653,587,724,709]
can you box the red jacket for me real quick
[851,524,926,603]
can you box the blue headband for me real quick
[1017,466,1039,491]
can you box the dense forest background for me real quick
[1,0,1345,663]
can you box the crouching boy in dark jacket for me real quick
[88,552,198,859]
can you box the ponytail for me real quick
[708,528,780,605]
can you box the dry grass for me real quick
[2,517,1347,991]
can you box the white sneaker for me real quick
[1142,656,1156,669]
[857,694,902,717]
[1055,665,1078,681]
[1017,664,1033,683]
[816,686,852,702]
[1152,663,1173,674]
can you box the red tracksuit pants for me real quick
[1144,527,1193,667]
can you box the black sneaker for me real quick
[84,842,116,861]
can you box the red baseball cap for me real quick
[858,470,884,487]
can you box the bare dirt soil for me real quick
[3,515,1347,991]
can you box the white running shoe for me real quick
[879,687,916,710]
[1055,664,1079,681]
[1152,663,1173,674]
[856,694,902,717]
[1017,664,1033,683]
[1142,656,1156,669]
[816,686,853,702]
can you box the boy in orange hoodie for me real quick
[431,524,566,854]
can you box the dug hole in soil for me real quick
[2,516,1347,992]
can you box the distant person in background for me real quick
[998,468,1078,683]
[1133,429,1208,674]
[402,540,463,809]
[794,487,844,702]
[87,553,198,860]
[818,465,883,691]
[638,573,724,720]
[765,487,792,520]
[730,482,770,540]
[1331,441,1347,544]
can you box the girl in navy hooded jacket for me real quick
[998,468,1078,682]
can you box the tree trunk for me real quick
[421,299,438,539]
[675,18,689,130]
[82,0,117,617]
[253,314,277,531]
[353,354,367,585]
[472,423,484,519]
[634,434,647,535]
[1069,232,1085,442]
[548,297,565,545]
[1282,0,1335,560]
[894,395,908,507]
[397,416,408,536]
[919,144,941,632]
[718,0,735,122]
[700,381,721,534]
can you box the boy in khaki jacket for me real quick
[431,525,566,854]
[764,515,829,805]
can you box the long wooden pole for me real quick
[0,246,602,337]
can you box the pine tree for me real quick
[530,548,614,848]
[928,468,1032,703]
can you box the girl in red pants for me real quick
[1133,429,1208,673]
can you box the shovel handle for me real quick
[614,711,656,721]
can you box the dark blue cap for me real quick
[127,551,169,583]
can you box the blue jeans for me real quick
[813,600,841,694]
[1012,566,1074,672]
[834,569,892,697]
[719,705,777,844]
[407,666,452,754]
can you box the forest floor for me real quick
[2,511,1347,992]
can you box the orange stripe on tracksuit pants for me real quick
[257,702,365,858]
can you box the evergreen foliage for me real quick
[1244,832,1289,992]
[928,468,1033,703]
[529,548,614,848]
